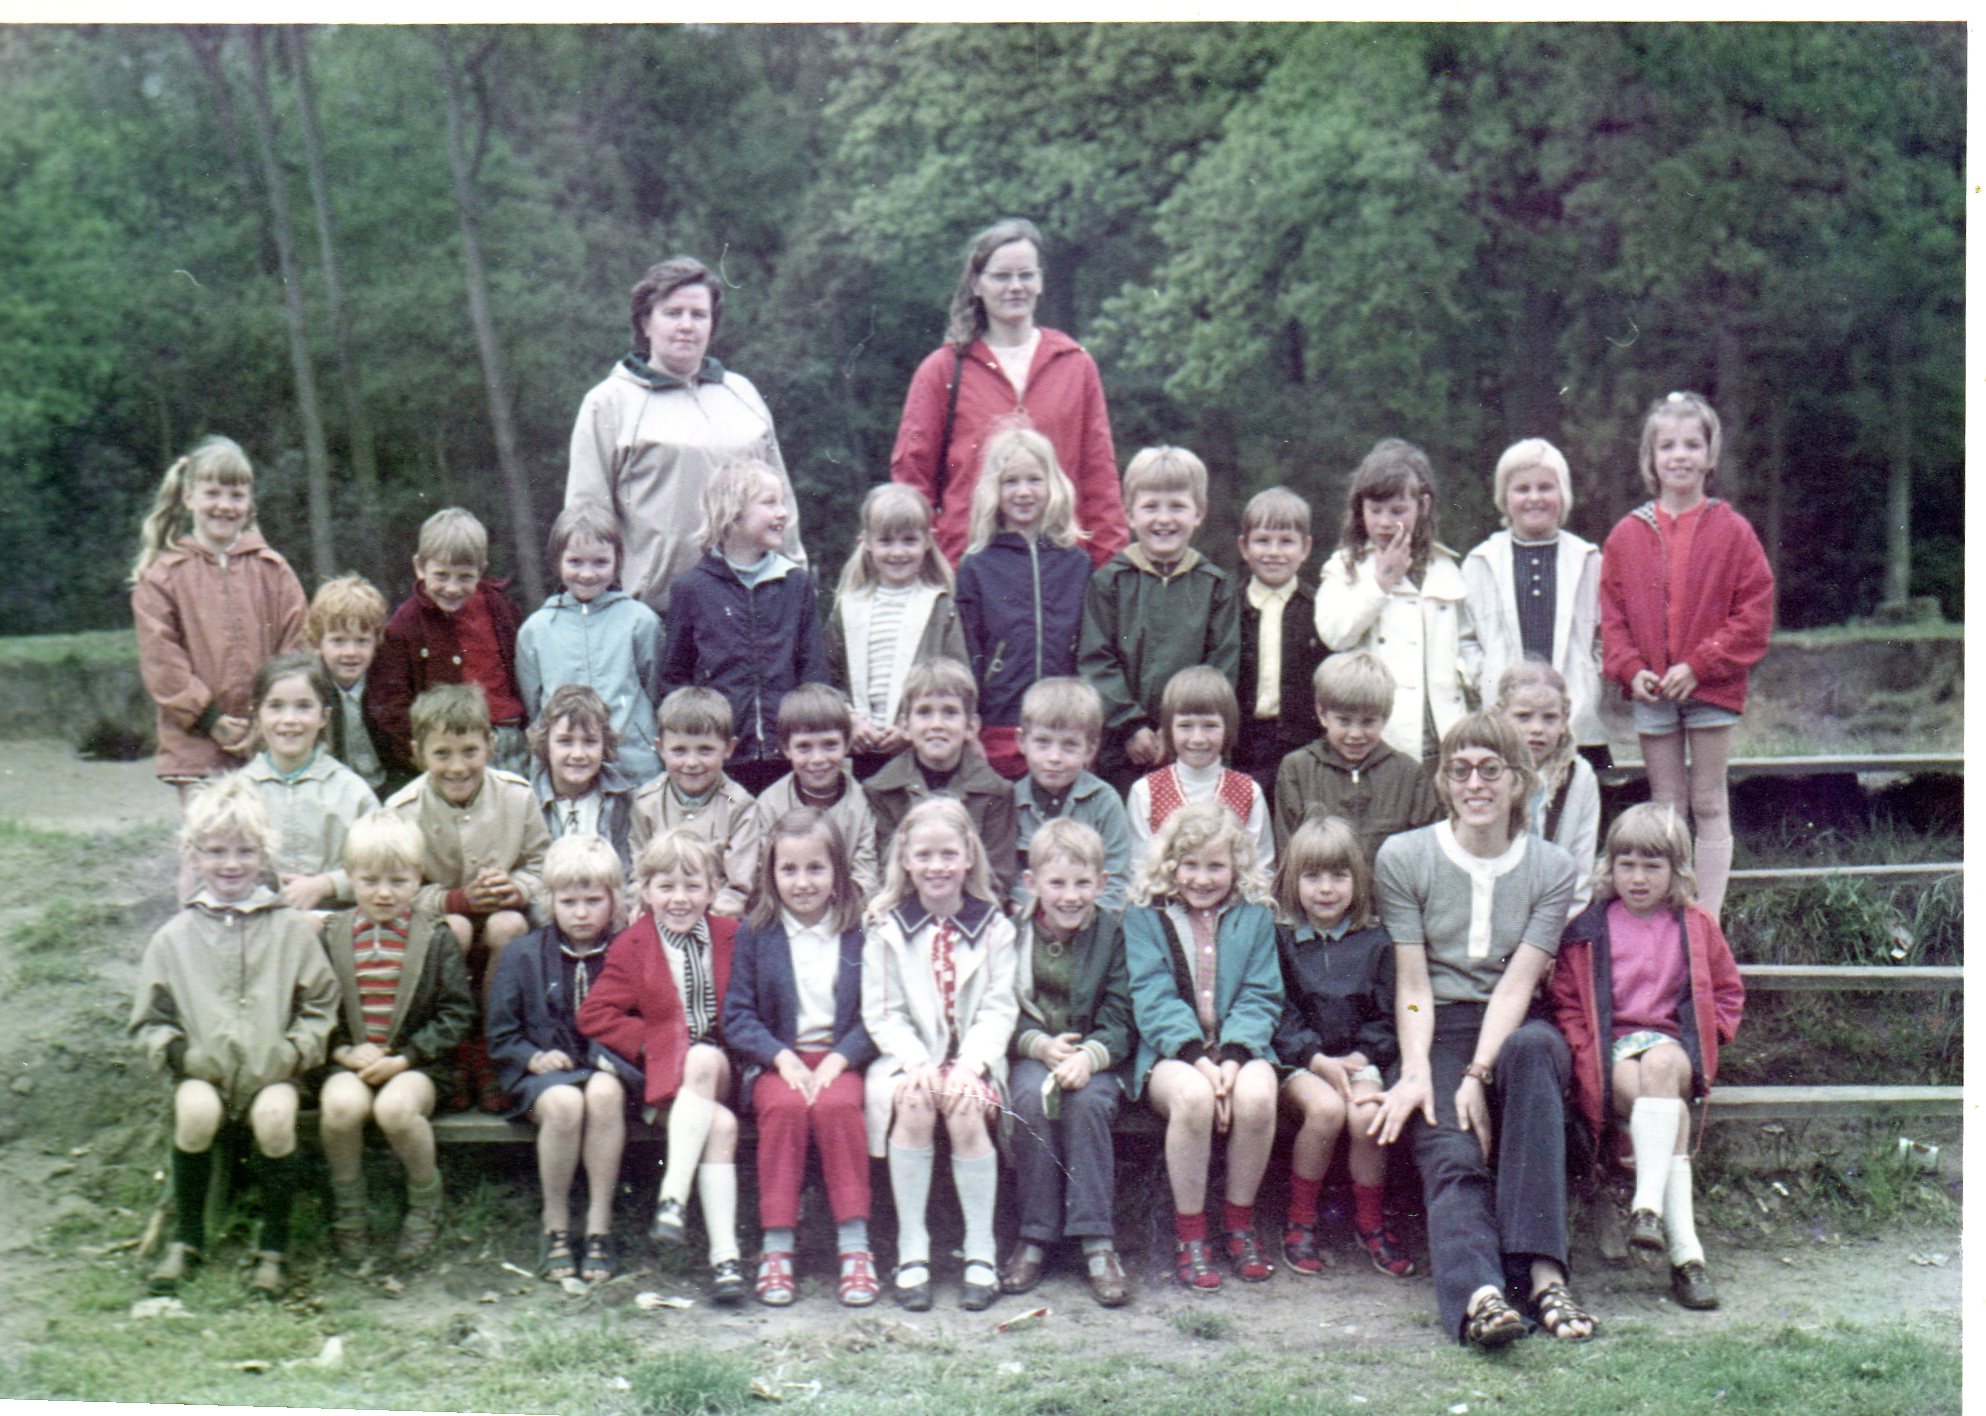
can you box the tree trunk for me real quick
[180,26,274,275]
[242,24,337,582]
[1882,311,1912,606]
[283,26,380,524]
[435,28,545,605]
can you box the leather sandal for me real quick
[538,1229,577,1282]
[1224,1229,1275,1282]
[148,1241,201,1293]
[755,1250,797,1306]
[1174,1238,1221,1292]
[837,1249,879,1307]
[580,1233,617,1284]
[1282,1224,1325,1276]
[1464,1290,1525,1349]
[394,1204,441,1262]
[1531,1280,1597,1340]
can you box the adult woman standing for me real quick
[890,218,1128,568]
[1368,711,1594,1348]
[565,256,804,617]
[1460,438,1616,769]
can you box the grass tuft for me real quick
[1167,1308,1232,1341]
[623,1347,757,1415]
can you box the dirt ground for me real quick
[0,741,1963,1396]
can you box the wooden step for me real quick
[1708,1085,1963,1121]
[1727,862,1961,889]
[1737,964,1962,991]
[1602,753,1963,787]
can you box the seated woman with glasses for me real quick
[1365,711,1593,1349]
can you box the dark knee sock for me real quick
[253,1151,298,1254]
[173,1146,213,1249]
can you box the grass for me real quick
[1166,1308,1233,1341]
[0,628,138,668]
[1771,621,1963,646]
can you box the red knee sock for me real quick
[1174,1209,1207,1244]
[1222,1201,1255,1236]
[1353,1182,1386,1234]
[1287,1173,1322,1228]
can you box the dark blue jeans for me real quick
[1006,1058,1123,1243]
[1410,1005,1571,1343]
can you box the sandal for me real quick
[1465,1290,1525,1349]
[837,1249,880,1308]
[538,1229,577,1282]
[1531,1280,1597,1341]
[581,1233,617,1284]
[394,1204,441,1263]
[756,1250,797,1306]
[1357,1225,1417,1278]
[247,1249,286,1298]
[1174,1238,1221,1292]
[1223,1229,1275,1282]
[1282,1224,1325,1277]
[148,1241,201,1293]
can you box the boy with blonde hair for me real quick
[306,573,394,792]
[861,658,1018,897]
[1233,487,1325,811]
[1011,677,1132,912]
[372,507,529,775]
[1273,651,1439,868]
[630,686,762,916]
[1077,446,1239,789]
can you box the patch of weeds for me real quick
[1720,988,1961,1087]
[623,1347,756,1415]
[7,898,132,955]
[1167,1307,1231,1341]
[1724,870,1960,968]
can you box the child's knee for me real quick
[446,914,474,952]
[374,1084,432,1135]
[536,1085,584,1131]
[249,1086,299,1153]
[683,1044,729,1092]
[172,1080,225,1147]
[584,1071,626,1114]
[318,1080,372,1133]
[485,911,529,948]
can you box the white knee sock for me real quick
[952,1151,999,1269]
[1628,1097,1684,1215]
[888,1141,935,1273]
[1695,835,1735,922]
[660,1092,714,1206]
[1664,1155,1704,1266]
[697,1162,739,1266]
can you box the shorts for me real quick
[1611,1030,1678,1065]
[1632,696,1741,737]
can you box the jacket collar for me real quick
[531,760,635,808]
[1631,496,1723,531]
[165,528,274,567]
[544,587,631,611]
[1124,543,1203,580]
[892,892,996,942]
[697,549,797,586]
[189,885,284,916]
[1302,737,1399,774]
[618,351,727,389]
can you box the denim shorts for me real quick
[1633,695,1741,736]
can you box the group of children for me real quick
[125,391,1761,1337]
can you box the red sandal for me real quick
[1174,1238,1222,1291]
[1224,1229,1275,1282]
[756,1250,797,1307]
[837,1249,880,1308]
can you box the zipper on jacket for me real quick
[1029,538,1045,681]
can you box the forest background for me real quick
[0,21,1962,633]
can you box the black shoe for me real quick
[1628,1207,1666,1253]
[894,1261,932,1312]
[650,1197,687,1246]
[708,1257,748,1305]
[1670,1260,1720,1310]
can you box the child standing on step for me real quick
[131,775,339,1297]
[1551,803,1744,1311]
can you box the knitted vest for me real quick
[1147,765,1256,835]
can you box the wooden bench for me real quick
[1728,862,1961,890]
[1708,1085,1964,1122]
[1737,963,1962,991]
[1600,753,1963,788]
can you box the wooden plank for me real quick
[1602,753,1962,786]
[1737,964,1962,992]
[1727,862,1961,889]
[1709,1085,1963,1121]
[431,1105,1170,1145]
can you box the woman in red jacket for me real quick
[1599,392,1774,919]
[1550,804,1743,1312]
[890,218,1128,568]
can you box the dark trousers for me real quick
[1006,1058,1123,1243]
[1409,1005,1571,1343]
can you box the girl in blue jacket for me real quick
[517,504,664,783]
[1123,799,1284,1293]
[956,426,1093,779]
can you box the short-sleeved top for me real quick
[1374,822,1577,1005]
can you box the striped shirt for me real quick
[352,914,410,1045]
[864,586,914,728]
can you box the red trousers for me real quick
[752,1052,870,1229]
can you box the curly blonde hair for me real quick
[1127,799,1270,908]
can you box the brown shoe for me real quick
[1670,1259,1720,1310]
[247,1250,286,1297]
[1085,1247,1131,1307]
[148,1241,200,1293]
[998,1242,1045,1295]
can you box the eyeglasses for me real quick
[1442,759,1507,784]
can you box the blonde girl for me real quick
[1123,799,1283,1291]
[1269,818,1410,1279]
[1495,661,1600,909]
[1314,438,1470,763]
[861,798,1018,1311]
[241,651,381,914]
[722,809,879,1307]
[1126,666,1273,873]
[1600,392,1775,920]
[657,461,830,795]
[1550,804,1743,1311]
[131,437,308,808]
[956,425,1094,778]
[827,483,969,777]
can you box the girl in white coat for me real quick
[862,797,1019,1312]
[1315,439,1471,762]
[1460,438,1614,768]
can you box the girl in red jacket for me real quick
[1549,804,1743,1312]
[577,829,746,1303]
[1599,392,1775,919]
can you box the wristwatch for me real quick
[1462,1061,1494,1087]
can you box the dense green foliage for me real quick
[0,23,1960,632]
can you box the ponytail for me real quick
[128,436,255,584]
